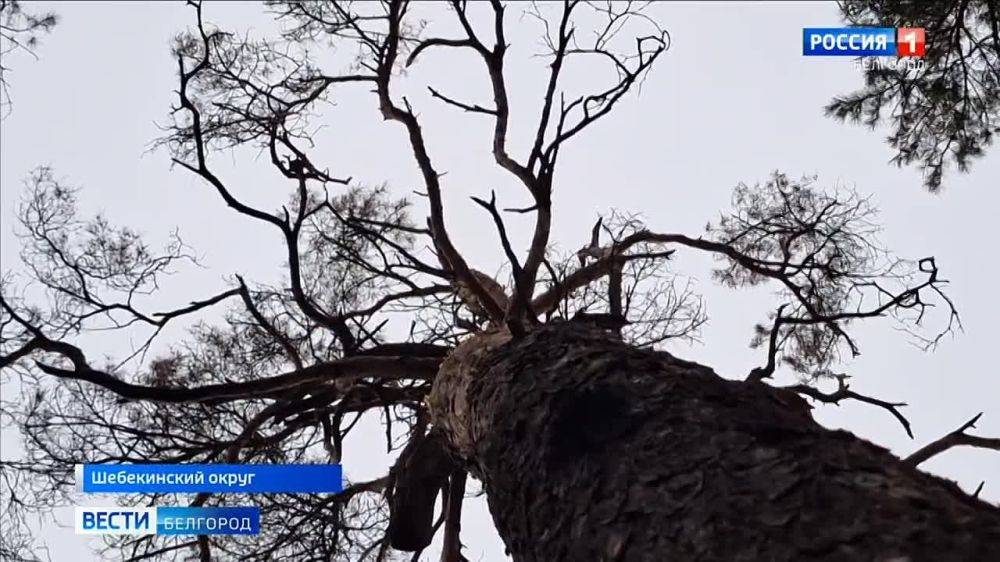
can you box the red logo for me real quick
[897,28,925,58]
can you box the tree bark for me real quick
[427,323,1000,561]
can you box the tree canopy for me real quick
[831,0,1000,191]
[0,0,57,114]
[0,2,994,561]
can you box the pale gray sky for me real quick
[1,2,998,561]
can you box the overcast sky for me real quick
[2,2,998,561]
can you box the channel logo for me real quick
[75,506,260,535]
[803,27,925,57]
[75,507,156,535]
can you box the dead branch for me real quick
[905,413,1000,466]
[784,375,913,438]
[440,469,467,562]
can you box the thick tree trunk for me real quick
[427,323,1000,561]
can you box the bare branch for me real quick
[427,86,497,115]
[785,375,913,438]
[905,413,1000,466]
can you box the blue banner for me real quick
[75,506,260,535]
[803,28,896,56]
[156,506,260,535]
[77,464,343,494]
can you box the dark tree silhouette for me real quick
[831,0,1000,191]
[1,2,998,561]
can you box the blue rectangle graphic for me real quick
[156,507,259,536]
[78,464,343,494]
[803,28,896,56]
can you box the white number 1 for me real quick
[902,31,916,52]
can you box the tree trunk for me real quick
[427,323,1000,561]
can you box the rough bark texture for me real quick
[428,322,1000,562]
